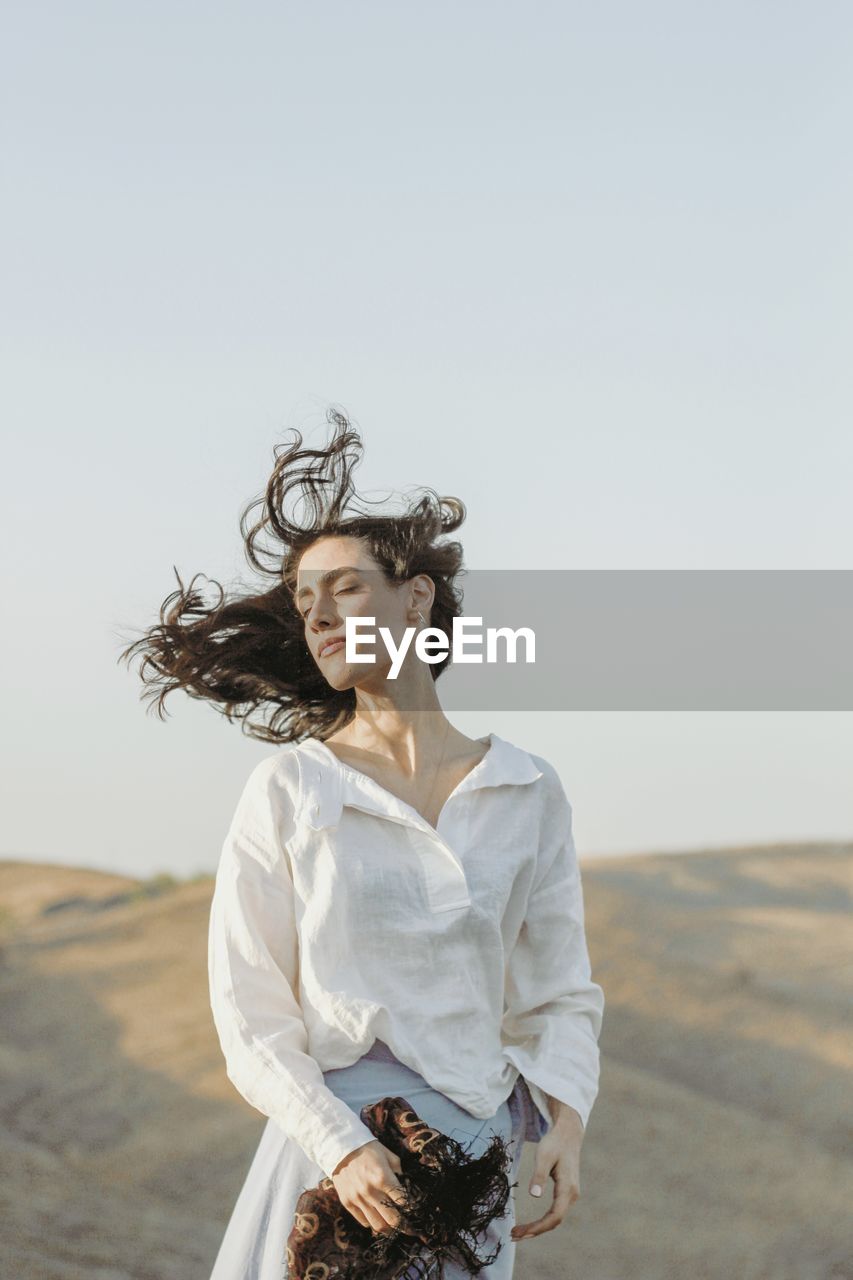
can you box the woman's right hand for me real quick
[331,1140,408,1235]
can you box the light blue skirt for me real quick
[210,1038,542,1280]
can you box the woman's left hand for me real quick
[510,1108,583,1242]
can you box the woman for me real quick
[122,410,605,1279]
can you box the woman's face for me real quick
[294,535,431,689]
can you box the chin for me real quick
[322,667,360,691]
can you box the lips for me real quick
[319,639,345,658]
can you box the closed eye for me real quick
[300,585,358,619]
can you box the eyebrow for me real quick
[293,566,362,605]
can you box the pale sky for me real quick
[2,2,851,877]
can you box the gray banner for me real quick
[315,570,853,710]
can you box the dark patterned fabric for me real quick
[285,1095,515,1280]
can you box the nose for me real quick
[304,596,338,629]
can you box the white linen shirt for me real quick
[207,731,605,1180]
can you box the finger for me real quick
[371,1181,409,1233]
[512,1191,575,1239]
[549,1168,578,1218]
[514,1209,558,1238]
[512,1178,575,1240]
[527,1157,556,1198]
[382,1180,407,1205]
[379,1182,407,1213]
[357,1197,393,1236]
[345,1202,372,1231]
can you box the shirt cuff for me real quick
[502,1047,596,1134]
[310,1109,378,1180]
[521,1068,592,1133]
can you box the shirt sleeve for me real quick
[207,754,378,1179]
[501,766,605,1134]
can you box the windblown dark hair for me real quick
[117,408,467,744]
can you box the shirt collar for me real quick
[294,731,543,832]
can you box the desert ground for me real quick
[1,841,851,1280]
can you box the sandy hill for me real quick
[1,843,851,1280]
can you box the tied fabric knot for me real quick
[285,1095,516,1280]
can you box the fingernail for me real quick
[530,1184,542,1196]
